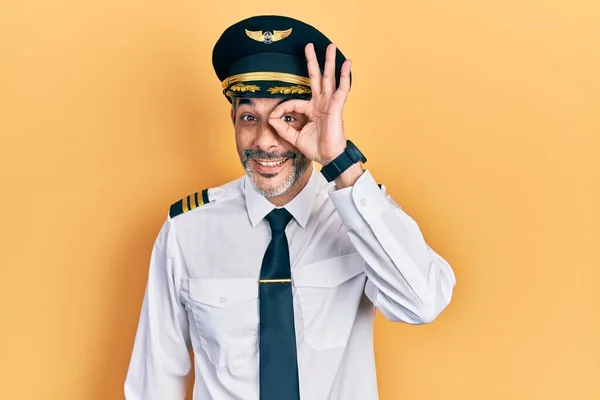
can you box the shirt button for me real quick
[396,252,402,259]
[360,199,367,206]
[218,297,226,304]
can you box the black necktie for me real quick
[259,208,301,400]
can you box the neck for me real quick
[267,167,312,207]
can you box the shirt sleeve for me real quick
[124,217,192,399]
[329,169,456,324]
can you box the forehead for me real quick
[236,98,288,109]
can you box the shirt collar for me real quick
[244,166,321,229]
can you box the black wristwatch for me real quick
[320,140,367,182]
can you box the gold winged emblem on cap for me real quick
[245,28,293,44]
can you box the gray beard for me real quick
[241,149,311,197]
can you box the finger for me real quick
[269,99,310,119]
[305,43,322,95]
[268,118,299,146]
[332,59,352,104]
[322,44,337,94]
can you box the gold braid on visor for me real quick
[222,72,311,89]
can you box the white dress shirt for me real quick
[124,167,456,400]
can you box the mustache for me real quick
[243,149,298,160]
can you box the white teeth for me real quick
[256,159,286,167]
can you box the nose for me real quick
[254,120,280,152]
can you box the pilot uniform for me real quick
[125,14,456,400]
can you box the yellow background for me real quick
[1,0,599,399]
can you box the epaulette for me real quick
[169,189,211,219]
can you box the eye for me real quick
[240,115,257,122]
[282,115,296,123]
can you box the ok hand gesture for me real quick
[268,43,352,166]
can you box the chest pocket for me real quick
[188,278,259,367]
[292,253,366,350]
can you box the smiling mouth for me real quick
[254,159,288,167]
[251,157,290,175]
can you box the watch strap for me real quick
[320,140,367,182]
[321,150,355,182]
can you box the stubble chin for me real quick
[246,169,293,198]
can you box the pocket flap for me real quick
[189,279,258,308]
[293,253,364,288]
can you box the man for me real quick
[125,14,456,400]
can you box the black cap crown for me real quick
[212,15,350,102]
